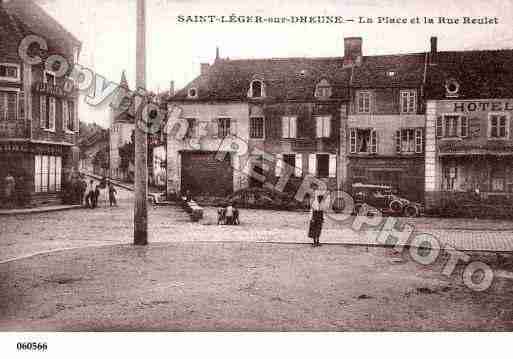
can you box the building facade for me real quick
[0,0,81,208]
[166,49,352,201]
[109,71,135,181]
[344,38,428,202]
[425,48,513,216]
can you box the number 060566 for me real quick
[17,342,48,351]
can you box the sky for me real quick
[34,0,513,127]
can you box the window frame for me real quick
[281,116,297,139]
[0,88,20,121]
[249,80,265,99]
[217,117,232,138]
[396,128,424,154]
[249,117,265,139]
[34,155,62,193]
[187,88,198,99]
[400,89,417,114]
[0,63,21,83]
[315,115,332,138]
[439,114,469,139]
[356,91,372,114]
[488,112,510,140]
[349,128,378,154]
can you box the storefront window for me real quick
[34,155,62,193]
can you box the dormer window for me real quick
[445,79,460,98]
[0,63,21,82]
[187,88,198,99]
[249,80,265,98]
[315,79,332,99]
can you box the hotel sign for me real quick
[33,82,75,98]
[452,100,513,113]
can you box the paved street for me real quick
[2,187,513,265]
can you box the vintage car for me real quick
[351,183,423,217]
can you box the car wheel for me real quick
[404,205,418,218]
[389,200,403,214]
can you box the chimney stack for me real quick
[169,81,174,97]
[344,37,363,66]
[200,63,210,75]
[430,36,438,64]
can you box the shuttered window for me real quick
[282,116,297,138]
[315,116,331,138]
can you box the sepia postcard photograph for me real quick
[1,0,513,356]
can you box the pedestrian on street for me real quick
[108,181,117,207]
[79,177,87,205]
[225,203,235,225]
[92,184,101,209]
[4,173,16,208]
[84,180,95,208]
[308,195,325,247]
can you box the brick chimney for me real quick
[430,36,438,64]
[200,63,210,75]
[344,37,363,66]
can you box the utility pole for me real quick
[134,0,148,245]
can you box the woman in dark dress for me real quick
[308,195,325,247]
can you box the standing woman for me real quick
[308,195,325,247]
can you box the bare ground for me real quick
[1,242,512,331]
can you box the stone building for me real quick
[424,44,513,216]
[0,0,81,207]
[166,47,352,200]
[109,71,135,181]
[345,38,428,202]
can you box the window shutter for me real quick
[329,154,337,178]
[415,128,423,153]
[396,130,401,153]
[0,93,5,121]
[324,117,332,137]
[282,117,289,138]
[40,95,46,128]
[291,117,297,138]
[295,154,303,177]
[275,154,282,177]
[436,116,443,138]
[211,119,218,138]
[371,130,378,154]
[460,116,468,138]
[62,100,69,130]
[73,102,79,133]
[316,117,322,138]
[49,97,56,130]
[18,91,25,121]
[350,129,357,153]
[309,154,317,176]
[231,119,237,136]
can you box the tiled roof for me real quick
[3,0,81,54]
[171,57,353,102]
[0,5,27,62]
[350,53,427,88]
[426,50,513,99]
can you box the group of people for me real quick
[82,177,118,209]
[217,203,240,225]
